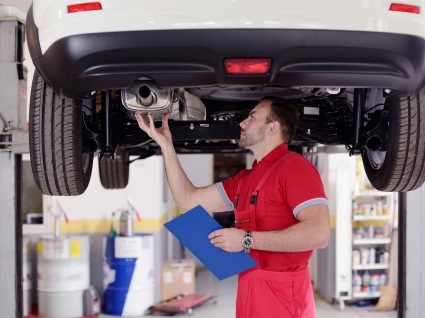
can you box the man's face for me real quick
[238,101,271,149]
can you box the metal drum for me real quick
[37,235,90,318]
[22,238,32,317]
[103,235,154,316]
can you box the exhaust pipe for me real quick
[366,135,383,151]
[138,85,156,107]
[121,79,207,121]
[121,81,174,119]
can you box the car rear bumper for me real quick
[32,0,425,54]
[27,8,425,98]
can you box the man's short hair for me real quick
[261,96,300,143]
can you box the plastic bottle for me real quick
[368,225,374,239]
[383,251,390,264]
[361,248,369,265]
[383,221,390,238]
[359,226,366,239]
[369,247,376,265]
[380,274,387,285]
[363,204,371,216]
[370,275,380,293]
[352,271,362,293]
[352,250,361,266]
[370,204,376,216]
[353,200,360,215]
[375,247,382,264]
[376,201,383,215]
[363,271,371,286]
[383,203,390,215]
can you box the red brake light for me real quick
[67,2,102,13]
[224,59,271,75]
[389,3,420,14]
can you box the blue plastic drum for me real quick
[103,235,154,316]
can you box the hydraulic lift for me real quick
[0,6,28,318]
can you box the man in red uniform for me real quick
[136,97,330,318]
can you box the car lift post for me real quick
[0,8,28,318]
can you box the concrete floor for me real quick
[101,268,397,318]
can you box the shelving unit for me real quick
[352,291,381,299]
[353,215,392,221]
[353,238,391,245]
[347,158,398,308]
[315,154,398,311]
[352,264,389,270]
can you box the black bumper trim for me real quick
[26,19,425,97]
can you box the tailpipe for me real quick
[121,80,174,120]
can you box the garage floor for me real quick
[102,268,397,318]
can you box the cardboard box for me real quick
[161,259,195,300]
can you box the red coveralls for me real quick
[217,144,328,318]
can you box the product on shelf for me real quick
[352,250,360,266]
[352,271,362,293]
[383,251,390,264]
[351,176,395,300]
[362,271,371,292]
[352,225,390,240]
[370,274,380,293]
[369,247,376,265]
[354,247,389,266]
[376,202,383,215]
[360,248,369,266]
[380,273,387,285]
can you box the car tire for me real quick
[29,70,94,195]
[98,148,129,189]
[362,90,425,192]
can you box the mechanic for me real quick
[135,97,330,318]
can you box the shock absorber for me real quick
[102,90,113,158]
[351,88,366,155]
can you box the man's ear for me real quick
[267,121,280,136]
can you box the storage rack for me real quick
[350,191,396,301]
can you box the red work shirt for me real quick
[216,143,328,272]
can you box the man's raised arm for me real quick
[135,112,229,213]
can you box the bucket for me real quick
[103,235,154,316]
[37,235,90,318]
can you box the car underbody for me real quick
[25,3,425,195]
[86,86,378,158]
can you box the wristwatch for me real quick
[241,231,254,253]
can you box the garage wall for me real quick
[178,154,213,187]
[46,156,169,233]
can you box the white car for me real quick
[26,0,425,195]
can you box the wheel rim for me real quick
[365,148,386,170]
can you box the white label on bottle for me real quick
[115,237,142,258]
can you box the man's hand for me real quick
[135,112,172,149]
[208,228,245,252]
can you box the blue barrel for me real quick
[103,235,154,316]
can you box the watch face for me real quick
[243,236,254,248]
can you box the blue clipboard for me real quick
[164,205,257,280]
